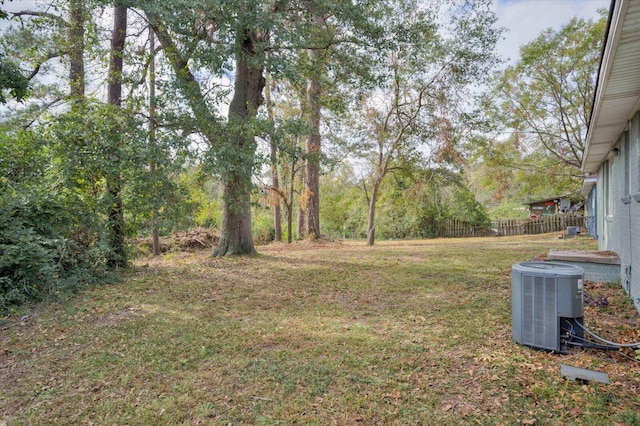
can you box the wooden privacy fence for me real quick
[427,213,590,238]
[425,219,491,238]
[492,213,588,237]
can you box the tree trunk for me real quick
[265,72,282,242]
[149,26,160,256]
[272,152,282,242]
[303,48,322,239]
[105,5,127,267]
[366,179,381,246]
[107,6,126,106]
[213,29,264,256]
[145,9,258,256]
[286,162,298,244]
[214,177,256,256]
[297,155,305,239]
[69,0,85,107]
[286,200,293,244]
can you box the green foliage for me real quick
[487,202,529,220]
[0,205,59,308]
[0,127,47,191]
[124,149,209,237]
[376,179,418,239]
[345,0,501,244]
[467,134,524,204]
[491,13,606,171]
[0,0,512,264]
[44,99,184,233]
[451,185,491,227]
[177,168,222,231]
[468,14,606,207]
[468,133,584,205]
[46,103,136,194]
[0,190,113,313]
[320,166,368,239]
[319,163,489,240]
[0,101,152,311]
[252,203,275,245]
[377,168,490,238]
[0,54,29,103]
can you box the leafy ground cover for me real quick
[1,234,639,425]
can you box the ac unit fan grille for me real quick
[522,275,558,350]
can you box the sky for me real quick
[492,0,610,65]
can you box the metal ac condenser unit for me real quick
[512,262,584,352]
[567,226,581,235]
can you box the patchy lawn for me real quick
[1,234,639,425]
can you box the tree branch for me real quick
[11,10,68,28]
[144,9,224,147]
[27,50,66,81]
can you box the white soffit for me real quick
[582,0,640,174]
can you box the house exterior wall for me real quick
[628,112,640,307]
[591,111,640,310]
[581,0,640,313]
[595,161,613,252]
[609,111,640,309]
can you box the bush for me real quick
[0,224,59,307]
[0,191,113,313]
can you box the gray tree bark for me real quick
[265,73,282,242]
[366,177,382,246]
[213,29,265,256]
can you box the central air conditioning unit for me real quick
[567,226,581,236]
[512,262,584,352]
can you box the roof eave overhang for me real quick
[582,0,640,174]
[523,195,572,206]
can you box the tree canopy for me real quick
[472,12,606,204]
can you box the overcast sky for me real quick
[492,0,610,65]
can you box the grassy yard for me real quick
[1,234,639,425]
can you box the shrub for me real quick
[0,191,113,313]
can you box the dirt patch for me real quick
[92,307,138,327]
